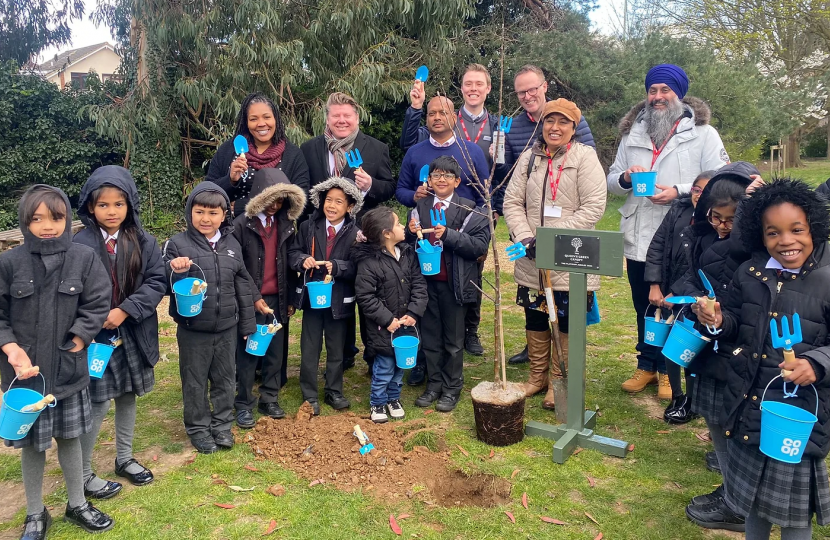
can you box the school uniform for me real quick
[233,169,306,411]
[288,177,362,404]
[163,182,256,442]
[405,194,490,399]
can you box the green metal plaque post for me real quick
[524,228,629,464]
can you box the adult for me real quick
[607,64,729,399]
[502,99,607,409]
[400,66,499,356]
[501,64,597,366]
[206,92,309,388]
[396,95,490,385]
[301,92,396,370]
[301,92,395,221]
[207,92,310,217]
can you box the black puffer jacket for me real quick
[352,242,428,358]
[0,186,111,399]
[717,244,830,459]
[163,182,256,336]
[644,195,694,292]
[75,166,168,367]
[232,169,306,325]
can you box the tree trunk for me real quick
[786,129,802,168]
[130,16,148,96]
[826,121,829,159]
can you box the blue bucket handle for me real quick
[391,325,420,347]
[93,327,121,348]
[169,262,207,296]
[761,374,818,417]
[257,312,278,336]
[5,373,55,410]
[303,265,332,285]
[645,302,676,322]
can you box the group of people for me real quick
[1,59,829,540]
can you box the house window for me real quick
[70,72,88,89]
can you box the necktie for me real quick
[106,237,116,255]
[266,216,273,231]
[326,226,336,259]
[105,237,119,305]
[209,241,216,251]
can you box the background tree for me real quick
[0,0,84,65]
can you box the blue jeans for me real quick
[370,355,403,407]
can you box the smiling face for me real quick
[647,83,680,110]
[247,102,276,147]
[326,104,359,139]
[90,186,128,235]
[191,204,226,239]
[323,187,353,226]
[428,169,461,199]
[29,202,66,239]
[762,202,814,269]
[514,71,547,117]
[461,70,491,110]
[542,113,575,150]
[426,97,456,140]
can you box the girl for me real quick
[695,178,830,539]
[645,170,714,421]
[0,185,113,538]
[352,207,427,423]
[74,166,167,498]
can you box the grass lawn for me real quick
[1,160,830,539]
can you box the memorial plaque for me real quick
[553,235,600,271]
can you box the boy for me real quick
[288,177,363,415]
[233,169,306,428]
[164,181,256,454]
[407,156,491,412]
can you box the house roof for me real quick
[38,42,117,77]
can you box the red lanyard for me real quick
[458,110,488,143]
[546,143,572,203]
[651,119,682,168]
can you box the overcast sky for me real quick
[38,0,622,62]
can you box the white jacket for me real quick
[607,97,728,261]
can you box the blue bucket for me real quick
[631,171,657,197]
[306,277,333,309]
[392,327,420,369]
[0,374,55,441]
[662,311,711,367]
[760,376,818,463]
[245,314,280,356]
[88,342,115,379]
[644,304,673,347]
[416,246,443,275]
[171,263,207,317]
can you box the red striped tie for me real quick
[106,237,116,254]
[326,226,336,259]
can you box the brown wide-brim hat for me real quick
[542,98,581,125]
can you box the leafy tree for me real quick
[0,0,84,65]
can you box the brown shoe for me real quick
[523,330,551,397]
[542,384,555,410]
[621,369,658,393]
[657,373,672,400]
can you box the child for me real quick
[74,166,167,499]
[675,162,760,532]
[406,156,490,412]
[288,177,362,415]
[163,181,256,454]
[645,170,714,421]
[0,185,113,537]
[353,207,428,423]
[233,168,305,426]
[694,178,830,539]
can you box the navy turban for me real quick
[645,64,689,99]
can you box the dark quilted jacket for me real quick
[644,195,694,292]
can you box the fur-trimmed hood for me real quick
[309,177,365,217]
[244,168,306,221]
[618,96,712,135]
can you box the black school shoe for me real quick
[192,435,218,454]
[324,393,351,410]
[20,508,51,540]
[258,402,286,419]
[236,409,256,429]
[690,484,724,507]
[64,501,114,533]
[664,394,696,424]
[685,498,745,532]
[465,332,484,356]
[83,474,123,499]
[115,458,154,486]
[213,430,234,449]
[414,390,440,408]
[508,345,529,365]
[706,451,722,474]
[435,394,459,413]
[406,365,426,386]
[306,400,321,416]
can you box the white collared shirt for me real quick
[432,195,452,210]
[207,230,221,247]
[100,228,119,254]
[429,135,456,148]
[326,219,345,236]
[766,257,801,274]
[462,106,486,122]
[256,212,274,228]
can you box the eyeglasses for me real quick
[515,84,545,99]
[707,210,734,229]
[429,172,457,181]
[691,187,704,195]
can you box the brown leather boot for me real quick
[621,369,658,393]
[524,329,551,397]
[544,333,569,410]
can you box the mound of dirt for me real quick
[243,403,511,507]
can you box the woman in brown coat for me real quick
[503,99,606,409]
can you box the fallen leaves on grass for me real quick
[244,465,259,472]
[389,514,402,535]
[511,469,520,480]
[228,485,255,492]
[627,444,635,452]
[456,445,469,457]
[489,449,495,458]
[423,410,433,415]
[396,514,411,520]
[695,432,711,442]
[263,520,278,536]
[505,511,515,524]
[540,516,566,525]
[309,479,324,487]
[267,485,286,497]
[594,534,604,540]
[572,448,584,455]
[585,512,599,525]
[152,455,158,461]
[586,475,596,488]
[521,492,528,509]
[214,503,235,509]
[212,479,227,485]
[185,456,196,465]
[656,430,671,434]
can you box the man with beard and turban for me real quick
[607,64,729,400]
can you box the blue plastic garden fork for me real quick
[698,269,722,335]
[505,242,526,261]
[771,313,803,385]
[430,208,446,227]
[499,115,513,134]
[345,149,363,170]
